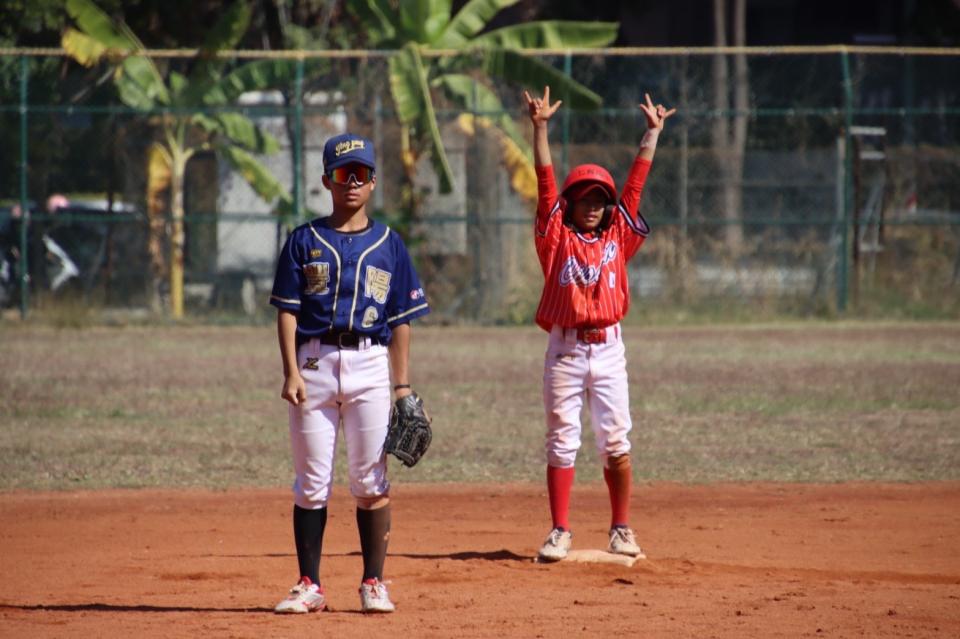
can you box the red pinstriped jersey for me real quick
[533,157,652,331]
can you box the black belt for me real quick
[315,332,377,349]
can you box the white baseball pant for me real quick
[288,338,391,510]
[542,324,633,468]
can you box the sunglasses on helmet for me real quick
[327,166,375,185]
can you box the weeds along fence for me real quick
[1,46,958,321]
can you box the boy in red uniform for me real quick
[523,87,675,561]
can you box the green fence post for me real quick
[293,56,305,224]
[18,55,29,319]
[838,48,854,313]
[561,51,572,178]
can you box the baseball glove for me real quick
[385,392,432,467]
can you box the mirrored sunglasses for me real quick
[328,166,375,185]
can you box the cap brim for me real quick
[566,182,614,203]
[325,156,376,171]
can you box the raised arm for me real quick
[617,94,677,244]
[637,92,676,162]
[524,86,562,168]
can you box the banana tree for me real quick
[62,0,297,318]
[350,0,618,200]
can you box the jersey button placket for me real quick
[341,240,357,329]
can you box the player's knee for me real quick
[604,452,631,470]
[547,449,577,467]
[295,495,329,510]
[356,494,390,510]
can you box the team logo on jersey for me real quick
[304,262,330,295]
[361,306,379,328]
[409,288,424,300]
[303,357,319,371]
[364,266,391,304]
[559,242,618,287]
[310,248,322,258]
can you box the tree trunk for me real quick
[711,0,746,253]
[145,143,171,314]
[399,125,421,223]
[729,0,748,251]
[466,122,502,322]
[169,154,186,319]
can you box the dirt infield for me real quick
[2,483,959,638]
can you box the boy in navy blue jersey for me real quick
[270,133,429,614]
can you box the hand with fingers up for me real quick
[639,92,676,131]
[524,86,562,167]
[636,93,676,160]
[524,86,563,129]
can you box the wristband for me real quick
[639,128,660,149]
[393,384,411,391]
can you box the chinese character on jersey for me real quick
[365,266,392,304]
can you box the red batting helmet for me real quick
[561,164,617,203]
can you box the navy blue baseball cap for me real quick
[323,133,376,172]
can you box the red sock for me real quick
[547,465,575,530]
[604,459,631,528]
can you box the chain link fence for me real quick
[1,47,958,322]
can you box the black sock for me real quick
[293,505,327,585]
[356,505,391,581]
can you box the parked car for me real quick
[0,198,147,307]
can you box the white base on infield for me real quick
[561,549,641,567]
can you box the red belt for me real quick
[576,327,608,344]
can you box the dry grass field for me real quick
[1,321,958,488]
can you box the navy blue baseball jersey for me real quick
[270,217,429,344]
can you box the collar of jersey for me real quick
[319,217,375,235]
[568,224,603,243]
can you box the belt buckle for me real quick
[337,333,355,349]
[582,328,605,344]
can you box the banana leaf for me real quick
[480,48,602,110]
[65,0,140,52]
[471,20,618,49]
[115,55,169,109]
[219,145,289,205]
[350,0,400,47]
[199,1,251,53]
[194,113,280,155]
[168,71,188,99]
[63,0,168,105]
[434,0,518,49]
[60,28,108,67]
[399,0,454,44]
[190,2,252,86]
[205,58,306,105]
[389,43,454,193]
[436,73,531,160]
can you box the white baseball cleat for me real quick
[607,526,646,558]
[274,576,326,613]
[538,527,573,562]
[359,578,395,613]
